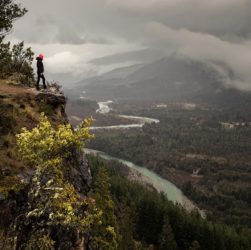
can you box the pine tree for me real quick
[159,216,178,250]
[89,167,121,249]
[0,0,27,35]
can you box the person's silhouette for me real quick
[36,54,46,90]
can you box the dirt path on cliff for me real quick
[0,83,36,97]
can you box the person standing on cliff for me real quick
[36,54,47,90]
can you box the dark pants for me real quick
[36,73,46,89]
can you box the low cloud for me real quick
[145,22,251,90]
[28,40,143,81]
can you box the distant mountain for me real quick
[64,63,144,100]
[74,55,251,107]
[89,49,164,65]
[75,63,144,87]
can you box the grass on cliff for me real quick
[0,80,66,196]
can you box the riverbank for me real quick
[127,167,200,214]
[90,101,160,130]
[84,148,206,217]
[86,100,206,216]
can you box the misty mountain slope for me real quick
[82,55,251,105]
[125,57,223,100]
[95,63,144,81]
[65,63,145,100]
[127,56,217,83]
[89,49,164,66]
[75,63,144,88]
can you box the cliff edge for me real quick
[0,81,92,248]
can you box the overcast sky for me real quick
[8,0,251,89]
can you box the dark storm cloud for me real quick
[106,0,251,39]
[12,13,112,45]
[9,0,251,89]
[13,0,251,46]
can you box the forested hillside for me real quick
[88,155,251,250]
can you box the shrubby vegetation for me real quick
[13,114,97,248]
[0,0,34,84]
[0,114,120,249]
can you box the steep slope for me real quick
[0,82,61,194]
[0,80,92,194]
[0,81,93,248]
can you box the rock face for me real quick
[35,91,67,119]
[35,92,66,106]
[34,90,92,193]
[0,86,92,249]
[63,147,92,194]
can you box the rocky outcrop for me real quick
[35,90,67,120]
[0,85,93,249]
[34,89,92,193]
[35,91,66,106]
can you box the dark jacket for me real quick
[36,57,44,74]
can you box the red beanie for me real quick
[39,54,44,60]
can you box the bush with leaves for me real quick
[0,39,34,84]
[13,114,105,249]
[10,41,34,84]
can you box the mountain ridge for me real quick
[73,55,251,107]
